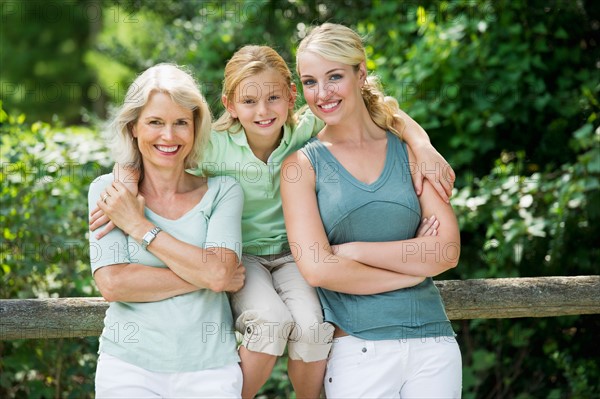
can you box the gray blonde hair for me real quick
[296,23,405,138]
[108,63,212,170]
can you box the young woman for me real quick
[282,23,462,398]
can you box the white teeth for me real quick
[321,101,339,110]
[257,119,275,125]
[156,145,178,153]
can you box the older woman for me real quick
[88,64,245,398]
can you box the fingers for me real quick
[432,181,450,204]
[89,206,103,223]
[91,188,116,230]
[428,220,439,236]
[105,183,119,198]
[416,215,440,237]
[446,164,456,184]
[95,221,116,240]
[441,176,453,199]
[226,265,246,293]
[90,213,111,231]
[426,215,439,236]
[412,170,424,196]
[415,217,428,235]
[111,181,127,192]
[441,164,456,198]
[231,264,246,279]
[97,182,137,210]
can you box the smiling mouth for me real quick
[255,118,276,126]
[319,101,340,111]
[155,145,180,153]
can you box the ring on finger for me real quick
[102,193,110,203]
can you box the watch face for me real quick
[142,227,161,250]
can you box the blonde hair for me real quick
[108,63,211,171]
[213,45,296,132]
[296,23,405,138]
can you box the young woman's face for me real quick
[298,52,365,127]
[132,91,195,170]
[225,68,295,143]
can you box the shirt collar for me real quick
[228,125,249,147]
[280,123,292,147]
[229,123,292,152]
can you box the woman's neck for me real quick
[322,106,383,144]
[139,164,191,198]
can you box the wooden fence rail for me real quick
[1,276,599,340]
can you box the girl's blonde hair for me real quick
[213,45,296,132]
[296,23,405,138]
[107,63,211,171]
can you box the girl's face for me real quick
[224,68,295,143]
[298,52,366,127]
[132,91,194,171]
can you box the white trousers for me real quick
[324,335,462,398]
[95,352,242,398]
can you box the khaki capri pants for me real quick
[231,252,334,362]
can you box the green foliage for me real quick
[76,0,600,178]
[1,0,599,397]
[1,0,100,124]
[0,102,111,397]
[257,355,294,399]
[449,89,600,397]
[364,0,600,176]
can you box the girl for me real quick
[91,45,452,398]
[282,23,462,397]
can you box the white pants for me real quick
[324,335,462,398]
[95,352,242,398]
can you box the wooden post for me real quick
[1,276,599,340]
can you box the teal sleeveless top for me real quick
[300,132,454,340]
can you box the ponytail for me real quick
[361,75,405,139]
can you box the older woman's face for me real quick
[131,91,194,171]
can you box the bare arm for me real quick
[332,147,460,277]
[395,109,456,202]
[281,152,425,295]
[88,175,226,303]
[97,181,244,293]
[93,263,199,302]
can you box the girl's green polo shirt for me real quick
[199,111,323,256]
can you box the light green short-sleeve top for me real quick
[88,174,243,372]
[198,110,323,255]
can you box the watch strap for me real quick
[141,226,162,250]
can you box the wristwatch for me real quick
[141,226,162,250]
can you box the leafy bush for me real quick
[450,97,600,397]
[1,0,599,397]
[366,0,599,176]
[0,102,110,398]
[0,0,98,124]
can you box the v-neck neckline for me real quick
[313,131,395,192]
